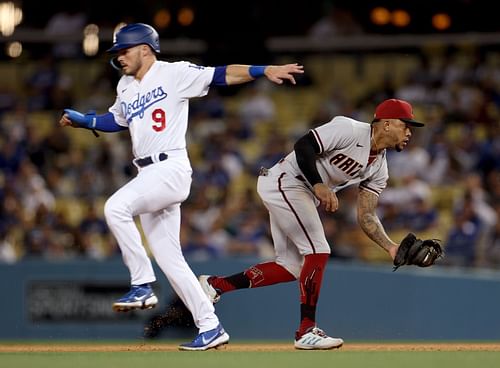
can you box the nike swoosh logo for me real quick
[134,296,144,301]
[121,88,128,93]
[356,143,363,147]
[201,335,212,345]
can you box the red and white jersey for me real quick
[109,61,215,158]
[281,116,389,196]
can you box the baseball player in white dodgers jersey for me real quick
[58,23,303,351]
[199,98,425,350]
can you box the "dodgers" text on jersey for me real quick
[122,86,168,122]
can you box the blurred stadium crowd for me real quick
[1,7,500,269]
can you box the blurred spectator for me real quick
[16,160,55,214]
[378,174,436,236]
[238,80,276,128]
[23,204,57,257]
[77,68,117,113]
[422,128,451,185]
[475,124,500,181]
[224,112,253,140]
[461,174,498,266]
[0,136,24,176]
[24,55,60,111]
[44,4,87,59]
[462,174,498,227]
[487,200,500,266]
[3,44,500,271]
[379,174,432,212]
[224,207,273,258]
[322,212,358,260]
[77,203,113,260]
[0,87,16,116]
[485,169,500,203]
[49,212,79,259]
[0,186,21,235]
[190,90,226,120]
[182,226,222,261]
[385,144,430,181]
[403,197,439,232]
[216,133,245,179]
[309,90,352,128]
[183,187,227,254]
[51,73,75,111]
[253,133,288,175]
[0,235,17,263]
[443,192,482,267]
[308,5,364,39]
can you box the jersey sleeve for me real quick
[173,61,215,99]
[108,96,128,127]
[108,78,129,127]
[359,156,389,196]
[310,116,357,155]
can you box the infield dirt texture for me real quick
[1,342,500,368]
[1,342,500,352]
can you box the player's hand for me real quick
[265,63,304,85]
[59,109,95,129]
[59,112,77,127]
[313,183,338,212]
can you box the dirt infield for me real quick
[1,342,499,353]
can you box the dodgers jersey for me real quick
[109,61,215,158]
[281,116,389,196]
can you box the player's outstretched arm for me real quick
[223,63,304,85]
[59,109,126,133]
[357,188,399,259]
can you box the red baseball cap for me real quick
[373,99,424,127]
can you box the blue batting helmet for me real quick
[107,23,160,53]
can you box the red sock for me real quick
[209,262,296,294]
[244,262,296,288]
[297,253,329,337]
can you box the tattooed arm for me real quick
[357,189,399,260]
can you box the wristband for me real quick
[249,65,266,78]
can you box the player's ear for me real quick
[141,44,150,55]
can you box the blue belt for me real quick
[134,152,168,168]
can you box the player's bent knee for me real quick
[279,262,301,279]
[104,196,131,223]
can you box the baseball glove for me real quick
[393,232,443,271]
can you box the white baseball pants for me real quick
[104,154,219,332]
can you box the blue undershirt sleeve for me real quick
[94,113,127,132]
[210,66,228,86]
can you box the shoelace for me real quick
[311,327,327,337]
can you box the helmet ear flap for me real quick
[110,56,122,71]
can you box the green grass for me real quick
[1,351,500,368]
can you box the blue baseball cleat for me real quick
[179,323,230,351]
[112,283,158,312]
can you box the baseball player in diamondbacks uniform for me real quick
[199,98,425,350]
[58,23,303,351]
